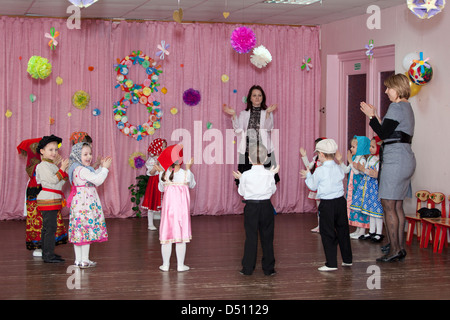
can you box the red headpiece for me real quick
[157,144,183,170]
[373,136,382,155]
[148,138,167,157]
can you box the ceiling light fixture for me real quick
[263,0,322,4]
[67,0,99,8]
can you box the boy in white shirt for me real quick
[301,139,352,271]
[233,144,278,276]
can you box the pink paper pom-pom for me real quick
[230,26,256,54]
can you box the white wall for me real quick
[320,4,449,214]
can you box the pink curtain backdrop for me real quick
[0,16,320,219]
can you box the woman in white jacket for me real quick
[223,85,279,185]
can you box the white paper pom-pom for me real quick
[250,45,272,68]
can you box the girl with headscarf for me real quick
[67,142,112,268]
[141,138,167,230]
[339,135,371,239]
[350,136,384,242]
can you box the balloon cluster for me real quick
[402,51,433,97]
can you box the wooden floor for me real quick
[1,213,450,302]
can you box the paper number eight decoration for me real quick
[113,50,163,141]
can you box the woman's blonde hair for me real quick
[384,73,411,100]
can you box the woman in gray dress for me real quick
[360,73,416,262]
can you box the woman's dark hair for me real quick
[245,85,267,111]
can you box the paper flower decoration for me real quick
[56,76,63,85]
[230,26,256,54]
[301,56,313,71]
[221,74,229,82]
[92,108,101,116]
[170,107,178,115]
[5,109,12,118]
[72,90,90,109]
[206,122,213,129]
[129,152,146,169]
[45,27,59,50]
[250,45,272,68]
[408,52,433,85]
[183,88,201,106]
[407,0,445,19]
[30,94,36,103]
[27,56,52,80]
[156,40,170,60]
[365,40,374,60]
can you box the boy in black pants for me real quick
[233,144,279,276]
[301,139,352,271]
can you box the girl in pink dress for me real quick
[67,142,112,268]
[156,144,196,272]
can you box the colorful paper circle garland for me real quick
[113,50,163,141]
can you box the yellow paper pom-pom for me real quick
[72,90,90,110]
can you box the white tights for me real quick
[160,243,189,271]
[369,216,383,235]
[74,244,90,263]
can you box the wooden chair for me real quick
[405,190,430,246]
[420,192,446,250]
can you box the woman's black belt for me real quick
[382,131,412,145]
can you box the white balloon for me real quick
[402,52,419,70]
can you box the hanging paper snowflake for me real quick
[250,45,272,68]
[230,26,256,54]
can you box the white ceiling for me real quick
[0,0,406,26]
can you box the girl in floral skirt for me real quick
[67,142,112,268]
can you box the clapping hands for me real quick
[101,156,112,169]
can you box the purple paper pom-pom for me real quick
[134,156,145,169]
[183,88,201,106]
[230,26,256,54]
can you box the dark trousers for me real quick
[242,200,275,275]
[318,197,352,268]
[41,210,58,260]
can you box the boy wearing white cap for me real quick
[300,139,352,271]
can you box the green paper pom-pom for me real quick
[27,56,52,80]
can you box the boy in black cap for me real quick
[35,135,69,263]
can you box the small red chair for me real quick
[406,190,430,246]
[420,192,446,250]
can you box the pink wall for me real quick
[320,4,450,214]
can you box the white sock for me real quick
[148,210,156,229]
[369,217,376,234]
[176,243,189,271]
[74,245,82,263]
[81,244,90,262]
[376,218,383,235]
[161,243,172,270]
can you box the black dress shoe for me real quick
[264,270,277,276]
[376,251,403,262]
[44,257,65,263]
[381,243,391,253]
